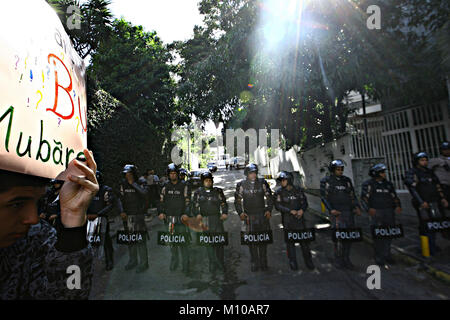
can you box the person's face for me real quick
[203,178,213,188]
[378,171,386,180]
[281,179,288,188]
[0,186,44,248]
[442,149,450,157]
[418,158,428,167]
[334,167,344,177]
[248,172,257,181]
[125,172,134,182]
[169,172,178,181]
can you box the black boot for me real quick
[170,247,179,271]
[125,261,137,270]
[104,231,114,271]
[136,240,149,273]
[181,247,190,275]
[301,244,315,270]
[250,245,259,272]
[343,243,355,270]
[334,242,345,269]
[125,244,138,270]
[136,263,149,273]
[289,260,298,271]
[259,245,268,271]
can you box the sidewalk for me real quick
[303,189,450,284]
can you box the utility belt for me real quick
[165,215,183,234]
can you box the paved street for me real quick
[89,169,450,300]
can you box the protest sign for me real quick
[0,0,87,179]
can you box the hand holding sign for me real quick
[57,149,99,228]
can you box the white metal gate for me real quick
[349,100,450,190]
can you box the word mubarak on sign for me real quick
[196,232,229,246]
[284,229,316,243]
[157,231,191,246]
[371,224,404,239]
[332,228,363,242]
[241,230,273,245]
[117,231,146,245]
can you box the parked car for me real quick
[207,162,218,172]
[188,169,210,189]
[230,156,246,169]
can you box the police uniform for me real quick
[235,176,273,271]
[404,165,447,255]
[320,173,360,269]
[192,185,228,272]
[274,183,314,270]
[361,177,401,265]
[118,179,149,271]
[429,154,450,202]
[87,183,116,270]
[158,179,192,273]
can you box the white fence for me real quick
[349,100,450,190]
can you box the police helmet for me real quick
[277,171,294,185]
[328,159,345,173]
[413,152,429,166]
[123,164,139,181]
[244,163,258,176]
[200,171,214,183]
[440,141,449,151]
[369,163,387,177]
[179,168,188,177]
[167,163,179,175]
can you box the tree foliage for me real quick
[46,0,113,59]
[177,0,449,150]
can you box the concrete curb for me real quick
[308,208,450,285]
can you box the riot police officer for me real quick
[320,160,362,270]
[361,164,402,267]
[118,164,149,273]
[429,142,450,239]
[179,168,188,181]
[191,171,228,272]
[235,163,273,272]
[274,171,315,271]
[429,142,450,203]
[86,171,117,271]
[158,163,192,274]
[404,152,449,256]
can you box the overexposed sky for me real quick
[109,0,204,43]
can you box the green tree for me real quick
[46,0,113,59]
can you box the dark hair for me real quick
[0,169,50,194]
